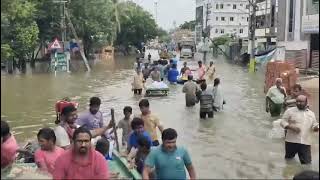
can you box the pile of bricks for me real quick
[264,61,297,95]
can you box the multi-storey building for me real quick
[254,0,278,50]
[195,0,249,40]
[277,0,319,69]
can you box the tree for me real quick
[115,1,158,52]
[179,20,196,30]
[1,0,39,73]
[68,0,116,56]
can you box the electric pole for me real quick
[248,0,257,73]
[203,1,210,63]
[154,1,158,24]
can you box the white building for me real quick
[196,0,249,39]
[277,0,319,69]
[253,0,278,50]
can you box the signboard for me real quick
[302,15,319,33]
[51,52,68,72]
[48,38,62,50]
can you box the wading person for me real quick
[1,120,19,169]
[266,78,287,117]
[53,127,109,179]
[54,105,113,149]
[180,62,189,76]
[117,106,133,147]
[167,64,179,84]
[127,117,152,153]
[148,53,151,63]
[212,78,225,112]
[143,128,196,180]
[197,61,206,84]
[150,67,161,82]
[284,84,304,110]
[182,75,199,107]
[206,61,216,81]
[35,128,64,175]
[197,82,214,119]
[142,64,150,81]
[77,97,104,130]
[138,99,164,146]
[132,69,145,95]
[280,95,319,164]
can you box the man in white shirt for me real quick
[280,95,319,164]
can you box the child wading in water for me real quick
[111,106,132,148]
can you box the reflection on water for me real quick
[1,55,319,178]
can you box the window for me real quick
[289,0,294,32]
[240,4,243,6]
[216,17,219,21]
[240,29,243,33]
[247,17,249,22]
[221,29,224,34]
[230,17,234,21]
[246,5,249,9]
[215,29,218,33]
[271,5,275,27]
[233,4,236,9]
[221,17,225,21]
[220,4,224,9]
[216,4,219,9]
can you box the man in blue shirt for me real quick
[143,128,196,180]
[167,64,179,84]
[127,117,152,153]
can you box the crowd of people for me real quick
[1,97,196,179]
[265,78,319,166]
[1,55,319,179]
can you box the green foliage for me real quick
[115,1,158,48]
[179,20,196,30]
[1,44,13,61]
[1,0,39,62]
[1,0,161,65]
[212,35,232,46]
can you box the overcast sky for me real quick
[133,0,196,31]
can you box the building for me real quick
[195,0,249,40]
[253,0,278,51]
[277,0,319,69]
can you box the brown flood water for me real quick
[1,54,319,179]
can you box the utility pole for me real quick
[154,1,158,24]
[248,0,257,73]
[53,0,67,48]
[203,1,210,63]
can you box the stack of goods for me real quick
[264,61,297,95]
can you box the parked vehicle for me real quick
[180,48,193,59]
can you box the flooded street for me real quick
[1,55,319,179]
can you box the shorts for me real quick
[133,89,142,95]
[200,111,214,119]
[285,141,311,164]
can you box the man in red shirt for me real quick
[1,120,19,169]
[53,127,109,179]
